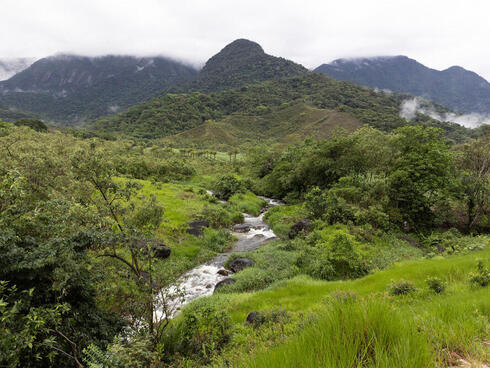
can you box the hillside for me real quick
[93,72,475,143]
[169,39,308,93]
[0,54,197,123]
[165,103,362,149]
[314,56,490,114]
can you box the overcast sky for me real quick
[2,0,490,80]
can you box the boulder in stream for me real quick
[217,269,232,276]
[228,257,255,273]
[214,278,236,291]
[232,224,251,233]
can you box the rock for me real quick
[152,242,171,259]
[233,224,251,233]
[214,278,235,291]
[253,234,266,239]
[228,257,255,273]
[186,220,210,236]
[133,240,171,259]
[217,269,232,276]
[263,236,278,243]
[245,311,265,326]
[206,284,213,289]
[288,219,311,239]
[397,234,422,248]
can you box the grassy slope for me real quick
[195,248,490,367]
[163,103,362,149]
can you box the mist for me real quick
[400,97,489,129]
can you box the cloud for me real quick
[0,0,490,80]
[400,97,490,128]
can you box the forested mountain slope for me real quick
[315,56,490,114]
[0,55,197,123]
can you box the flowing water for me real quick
[156,196,280,318]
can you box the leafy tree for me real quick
[388,126,453,230]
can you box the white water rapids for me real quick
[154,196,280,319]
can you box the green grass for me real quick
[229,191,267,216]
[263,204,307,238]
[243,296,436,368]
[194,248,490,367]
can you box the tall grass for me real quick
[243,296,435,368]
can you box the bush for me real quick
[389,279,416,295]
[213,174,244,200]
[469,260,489,287]
[426,277,445,293]
[164,303,232,363]
[300,233,368,281]
[199,205,244,228]
[200,228,233,253]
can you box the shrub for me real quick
[389,279,416,295]
[199,205,244,227]
[301,233,369,281]
[426,277,446,293]
[200,228,233,253]
[165,303,232,363]
[213,174,244,200]
[469,260,489,287]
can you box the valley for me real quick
[0,37,488,368]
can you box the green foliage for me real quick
[14,118,47,132]
[198,204,244,227]
[242,297,435,368]
[229,191,267,216]
[469,260,489,287]
[389,279,416,295]
[213,174,245,200]
[425,277,446,293]
[163,302,232,363]
[200,227,234,253]
[300,233,369,281]
[388,126,453,230]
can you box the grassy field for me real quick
[175,248,490,367]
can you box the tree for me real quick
[455,133,490,231]
[388,126,453,230]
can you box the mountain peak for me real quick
[175,38,306,93]
[314,56,490,114]
[218,39,264,55]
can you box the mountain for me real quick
[170,39,308,93]
[93,72,475,144]
[0,57,36,81]
[0,54,197,123]
[314,56,490,114]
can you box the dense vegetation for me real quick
[1,113,488,367]
[168,39,307,94]
[315,55,490,114]
[0,39,488,367]
[94,72,478,144]
[0,55,197,123]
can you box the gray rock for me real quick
[288,219,311,239]
[228,257,255,273]
[217,269,232,276]
[233,224,251,233]
[246,311,265,326]
[186,220,210,236]
[214,278,236,292]
[152,243,171,259]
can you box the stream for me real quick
[156,196,281,318]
